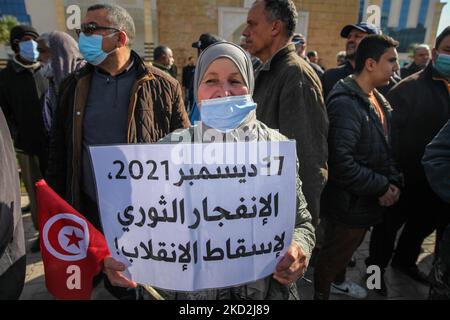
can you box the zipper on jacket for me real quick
[71,84,80,205]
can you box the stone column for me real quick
[54,0,67,31]
[144,0,156,62]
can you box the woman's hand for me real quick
[103,256,138,288]
[273,242,308,285]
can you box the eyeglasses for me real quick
[75,23,121,36]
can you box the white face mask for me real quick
[41,61,53,78]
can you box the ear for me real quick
[431,48,438,61]
[117,31,128,48]
[365,58,377,72]
[271,20,282,37]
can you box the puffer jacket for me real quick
[321,76,403,228]
[157,111,315,300]
[46,50,190,211]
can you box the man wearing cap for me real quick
[322,22,400,99]
[243,0,328,229]
[0,25,48,252]
[292,33,324,79]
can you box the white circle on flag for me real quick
[43,213,90,261]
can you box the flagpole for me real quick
[143,285,165,300]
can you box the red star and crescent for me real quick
[65,230,84,249]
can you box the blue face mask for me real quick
[200,95,257,132]
[19,40,39,63]
[435,53,450,78]
[78,32,117,66]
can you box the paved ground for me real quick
[19,194,434,300]
[297,232,434,300]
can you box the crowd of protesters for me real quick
[0,0,449,300]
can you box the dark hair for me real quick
[435,26,450,50]
[307,51,317,58]
[262,0,298,37]
[87,4,136,46]
[154,46,169,61]
[354,34,399,74]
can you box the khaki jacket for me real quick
[46,51,190,210]
[253,44,328,225]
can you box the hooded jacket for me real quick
[321,76,403,228]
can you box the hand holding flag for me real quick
[36,179,109,300]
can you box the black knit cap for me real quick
[436,26,450,50]
[9,25,39,47]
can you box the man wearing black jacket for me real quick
[366,27,450,287]
[314,35,402,300]
[400,44,430,79]
[322,22,400,100]
[0,25,48,252]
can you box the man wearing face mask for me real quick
[0,25,49,252]
[365,27,450,285]
[46,4,190,298]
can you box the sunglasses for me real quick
[75,23,121,36]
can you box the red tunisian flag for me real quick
[36,179,109,300]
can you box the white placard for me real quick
[90,141,297,292]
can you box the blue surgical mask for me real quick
[435,53,450,78]
[19,40,39,62]
[200,95,257,132]
[78,32,117,66]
